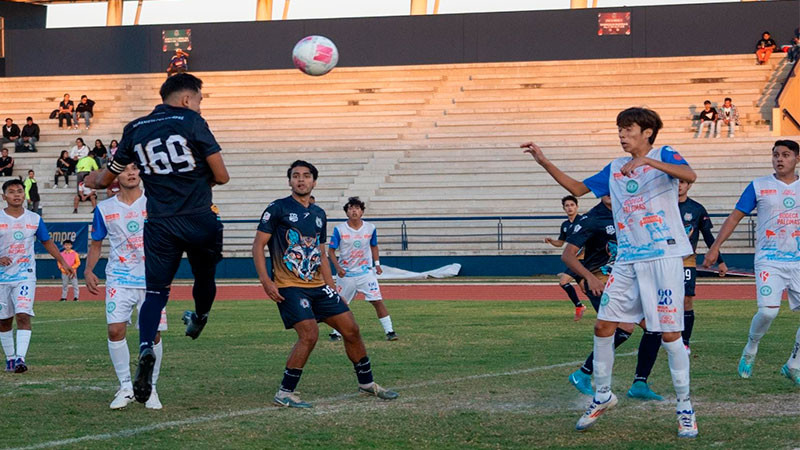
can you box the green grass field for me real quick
[2,298,800,449]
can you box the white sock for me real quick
[152,340,163,387]
[743,307,779,355]
[379,315,393,334]
[331,329,342,336]
[787,326,800,370]
[663,338,692,412]
[108,339,132,390]
[16,329,31,360]
[0,330,14,360]
[592,335,615,403]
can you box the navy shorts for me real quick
[143,211,223,290]
[684,266,697,297]
[277,285,350,329]
[563,267,578,280]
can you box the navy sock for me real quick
[634,330,662,383]
[682,310,695,346]
[560,283,583,307]
[139,288,170,352]
[580,328,632,375]
[280,367,303,393]
[354,356,374,386]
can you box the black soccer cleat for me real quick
[183,310,208,340]
[133,348,156,403]
[386,331,399,341]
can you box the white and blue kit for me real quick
[0,210,49,319]
[735,175,800,309]
[583,146,693,331]
[92,194,166,329]
[330,221,382,303]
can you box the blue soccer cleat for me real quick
[738,353,756,379]
[626,380,663,401]
[5,359,15,373]
[781,364,800,386]
[273,391,312,408]
[569,369,594,396]
[13,358,27,373]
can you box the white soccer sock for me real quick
[108,339,132,390]
[15,329,31,360]
[787,326,800,370]
[743,307,779,355]
[331,328,342,336]
[663,338,692,412]
[592,335,615,403]
[379,315,393,334]
[152,340,163,387]
[0,330,14,360]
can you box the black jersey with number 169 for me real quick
[112,104,221,218]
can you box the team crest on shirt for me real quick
[261,211,271,223]
[289,213,299,222]
[316,217,322,228]
[573,224,582,233]
[605,225,615,235]
[684,213,692,222]
[353,240,362,248]
[784,197,796,208]
[12,231,23,240]
[625,180,639,193]
[127,221,140,233]
[283,228,321,281]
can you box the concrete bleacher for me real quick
[0,53,796,257]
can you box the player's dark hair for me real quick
[4,118,10,122]
[343,196,366,212]
[703,100,711,105]
[774,140,800,155]
[724,97,732,102]
[63,239,73,245]
[561,195,578,206]
[616,107,663,145]
[2,179,23,193]
[81,95,87,99]
[160,73,203,101]
[287,160,318,180]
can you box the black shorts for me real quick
[277,285,350,329]
[684,266,697,297]
[562,267,578,280]
[143,211,223,290]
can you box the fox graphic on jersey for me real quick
[283,228,322,282]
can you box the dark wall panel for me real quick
[0,0,46,30]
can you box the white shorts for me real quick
[335,273,382,305]
[105,286,167,331]
[598,257,685,332]
[0,281,35,320]
[755,264,800,311]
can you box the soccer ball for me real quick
[292,35,339,76]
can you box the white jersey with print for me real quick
[0,209,50,284]
[584,146,693,265]
[329,221,378,277]
[91,194,147,288]
[735,175,800,266]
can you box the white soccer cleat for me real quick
[145,389,163,410]
[110,388,135,409]
[576,393,618,431]
[677,409,698,438]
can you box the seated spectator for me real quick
[788,33,800,64]
[75,150,98,195]
[0,148,14,176]
[2,118,20,144]
[73,181,97,214]
[68,137,89,173]
[716,97,740,138]
[24,170,40,213]
[74,95,95,130]
[167,48,189,77]
[58,94,75,129]
[93,139,108,168]
[55,150,72,188]
[695,100,717,138]
[108,139,119,159]
[756,31,777,65]
[16,117,39,152]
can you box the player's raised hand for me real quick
[0,256,11,266]
[703,247,719,268]
[620,157,650,177]
[521,142,548,165]
[85,270,101,295]
[718,261,729,277]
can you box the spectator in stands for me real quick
[787,33,800,64]
[72,181,97,214]
[17,117,39,152]
[695,100,717,138]
[756,31,777,65]
[75,150,98,195]
[167,48,189,77]
[2,118,20,144]
[74,95,95,130]
[24,170,40,213]
[0,148,14,176]
[93,139,108,168]
[69,137,89,173]
[108,139,119,159]
[715,97,740,138]
[55,150,72,188]
[58,94,75,129]
[58,240,81,302]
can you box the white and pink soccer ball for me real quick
[292,35,339,76]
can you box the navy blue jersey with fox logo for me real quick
[258,196,327,288]
[110,104,221,218]
[566,202,616,276]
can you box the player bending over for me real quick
[545,195,587,320]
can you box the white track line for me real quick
[33,318,90,325]
[8,351,637,450]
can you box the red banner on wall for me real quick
[598,12,630,36]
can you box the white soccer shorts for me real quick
[335,273,383,305]
[754,264,800,311]
[105,286,167,330]
[598,257,685,332]
[0,281,36,319]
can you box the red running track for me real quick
[38,283,757,302]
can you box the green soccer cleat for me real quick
[568,369,594,396]
[273,391,312,408]
[626,380,664,401]
[738,353,756,379]
[781,364,800,386]
[359,383,399,400]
